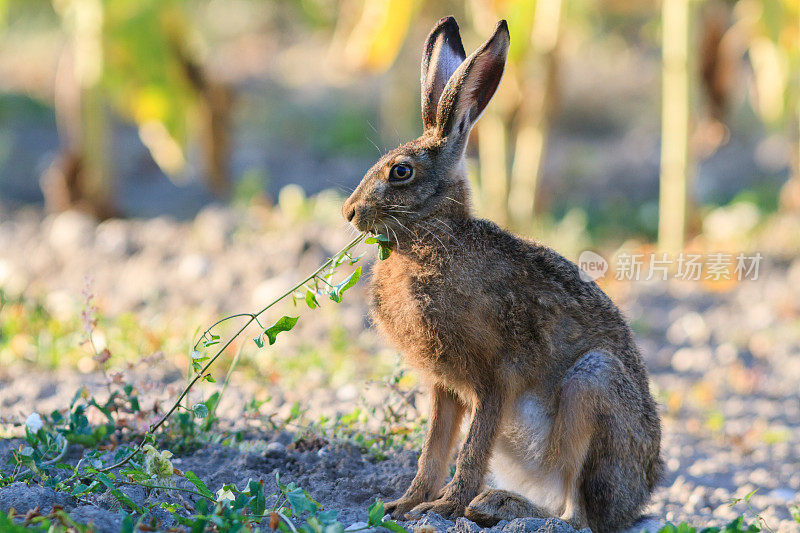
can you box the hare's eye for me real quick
[389,163,413,183]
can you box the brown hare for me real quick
[342,16,662,533]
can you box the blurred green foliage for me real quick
[100,0,197,172]
[0,0,798,242]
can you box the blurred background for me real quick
[0,0,799,245]
[1,1,800,527]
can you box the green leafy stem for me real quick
[99,232,390,472]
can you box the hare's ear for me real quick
[435,20,509,143]
[421,16,466,132]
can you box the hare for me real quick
[342,16,662,533]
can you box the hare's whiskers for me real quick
[430,217,463,248]
[343,222,359,240]
[385,204,414,214]
[390,227,400,250]
[365,135,382,156]
[386,214,414,240]
[385,215,414,253]
[420,221,448,252]
[382,222,401,252]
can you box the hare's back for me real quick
[465,219,603,303]
[463,219,637,355]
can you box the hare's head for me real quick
[342,17,509,237]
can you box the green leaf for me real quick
[202,334,221,347]
[367,500,384,526]
[318,509,338,525]
[183,470,216,500]
[329,267,362,303]
[367,235,393,260]
[255,316,299,347]
[70,483,91,495]
[0,509,33,533]
[120,469,150,482]
[306,516,324,533]
[253,334,265,348]
[95,472,143,513]
[305,289,318,309]
[249,479,266,514]
[364,234,390,245]
[192,404,209,418]
[286,487,318,516]
[381,519,408,533]
[204,391,221,417]
[120,513,136,533]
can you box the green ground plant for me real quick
[0,233,410,532]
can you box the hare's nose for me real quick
[345,206,356,222]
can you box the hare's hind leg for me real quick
[548,350,659,532]
[543,351,627,529]
[465,489,548,526]
[466,352,620,529]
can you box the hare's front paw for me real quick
[407,497,467,520]
[385,496,425,520]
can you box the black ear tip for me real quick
[428,15,465,58]
[435,15,461,36]
[492,20,510,46]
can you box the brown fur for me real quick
[342,17,662,533]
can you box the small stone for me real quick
[95,219,133,257]
[768,488,796,503]
[666,312,709,346]
[666,457,680,472]
[0,259,27,296]
[671,347,713,373]
[448,517,481,533]
[48,210,96,253]
[178,254,211,280]
[500,517,549,533]
[525,518,575,533]
[345,522,369,531]
[120,484,146,507]
[0,482,72,513]
[337,383,359,402]
[264,441,286,458]
[193,206,237,252]
[276,431,294,445]
[70,505,122,532]
[411,512,453,533]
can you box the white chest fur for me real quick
[489,392,567,515]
